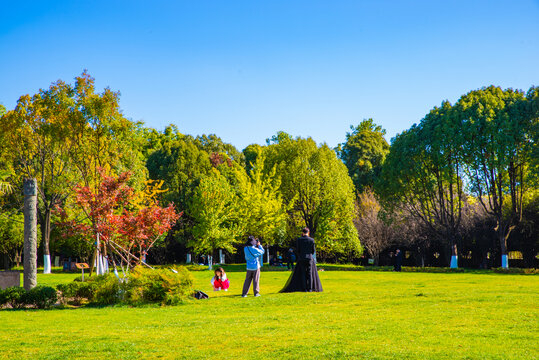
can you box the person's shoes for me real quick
[255,294,261,297]
[242,295,247,298]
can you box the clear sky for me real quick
[1,1,538,150]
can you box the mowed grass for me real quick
[1,269,538,360]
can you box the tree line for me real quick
[0,72,537,269]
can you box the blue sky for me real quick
[1,1,538,150]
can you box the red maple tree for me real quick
[57,170,181,270]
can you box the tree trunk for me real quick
[23,178,38,290]
[2,253,9,270]
[15,249,21,268]
[89,247,97,276]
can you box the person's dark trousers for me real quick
[301,259,312,291]
[242,269,261,296]
[287,261,294,270]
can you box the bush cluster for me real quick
[127,266,193,305]
[57,266,194,306]
[57,281,97,305]
[0,286,58,309]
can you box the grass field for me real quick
[1,267,538,360]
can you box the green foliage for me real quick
[188,169,241,254]
[264,136,361,257]
[378,101,465,254]
[22,286,58,309]
[339,119,390,193]
[0,286,26,309]
[57,266,194,306]
[0,286,57,309]
[127,266,193,305]
[456,86,532,256]
[235,152,287,245]
[146,126,212,207]
[194,134,245,165]
[0,170,13,195]
[57,281,96,305]
[242,143,263,174]
[0,212,24,266]
[0,71,149,264]
[92,274,124,305]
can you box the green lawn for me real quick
[1,268,538,360]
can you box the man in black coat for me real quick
[297,227,316,290]
[394,249,403,272]
[280,227,323,293]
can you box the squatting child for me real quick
[211,267,230,291]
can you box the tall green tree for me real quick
[338,119,390,193]
[235,151,287,245]
[1,80,77,273]
[0,72,147,273]
[146,126,212,208]
[378,102,466,267]
[264,135,361,259]
[457,86,531,268]
[188,169,241,267]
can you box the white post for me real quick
[450,255,458,269]
[186,253,192,264]
[43,254,51,274]
[501,255,509,268]
[208,255,213,270]
[219,249,225,264]
[266,245,269,264]
[96,233,103,276]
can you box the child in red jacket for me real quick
[211,267,230,291]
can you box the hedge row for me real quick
[1,265,194,310]
[0,286,58,309]
[316,265,539,274]
[58,266,194,306]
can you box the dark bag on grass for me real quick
[193,290,208,300]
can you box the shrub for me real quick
[92,274,125,305]
[55,266,193,307]
[127,266,194,305]
[0,286,26,309]
[57,282,97,305]
[23,286,58,309]
[493,267,539,275]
